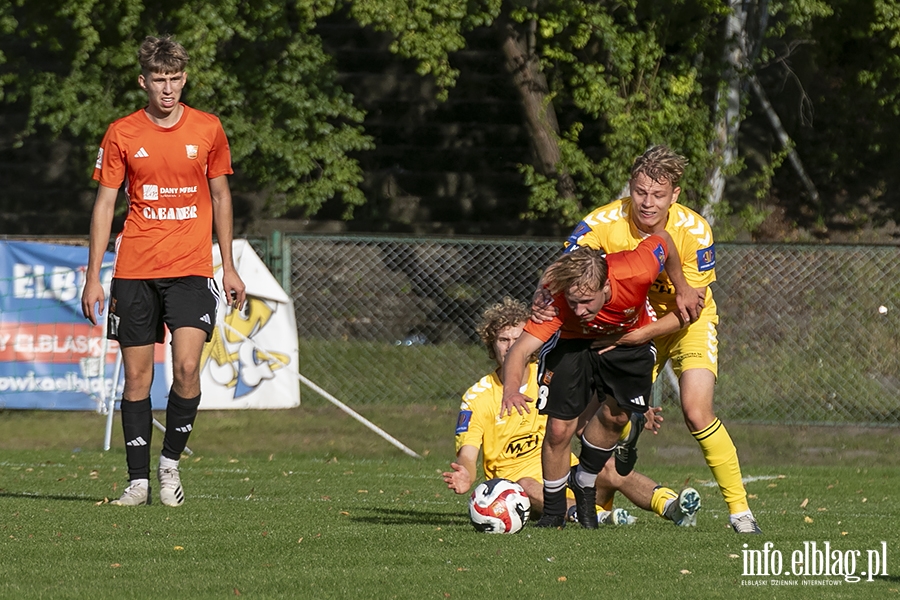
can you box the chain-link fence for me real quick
[273,235,899,426]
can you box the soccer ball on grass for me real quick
[468,478,530,534]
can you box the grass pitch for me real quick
[1,405,899,599]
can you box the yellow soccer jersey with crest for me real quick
[454,364,546,482]
[565,198,717,316]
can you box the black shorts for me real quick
[107,276,220,347]
[535,334,655,421]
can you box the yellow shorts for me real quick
[653,310,719,380]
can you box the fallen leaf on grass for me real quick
[174,546,184,551]
[729,554,739,559]
[557,576,567,582]
[804,516,814,523]
[110,564,121,568]
[800,498,809,509]
[680,570,691,575]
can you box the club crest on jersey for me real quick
[564,221,591,252]
[185,144,199,159]
[456,410,473,434]
[697,244,716,272]
[653,243,666,272]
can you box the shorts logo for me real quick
[537,385,549,411]
[629,395,646,406]
[143,184,159,200]
[108,313,119,336]
[697,244,716,272]
[455,410,473,434]
[185,145,199,159]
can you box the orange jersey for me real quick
[525,235,667,342]
[93,104,233,279]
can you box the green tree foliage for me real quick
[754,0,900,231]
[348,0,731,222]
[0,0,373,218]
[1,0,897,232]
[350,0,900,233]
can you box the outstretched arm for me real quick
[442,445,479,494]
[653,230,703,324]
[500,331,543,417]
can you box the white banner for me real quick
[165,240,300,410]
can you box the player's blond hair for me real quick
[541,248,609,297]
[476,297,530,361]
[139,35,189,75]
[630,145,687,186]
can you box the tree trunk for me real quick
[747,72,820,204]
[706,0,748,225]
[499,21,577,201]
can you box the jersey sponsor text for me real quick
[142,205,199,221]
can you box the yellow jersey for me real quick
[454,364,545,482]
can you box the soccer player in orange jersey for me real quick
[444,298,691,528]
[81,35,245,507]
[537,145,761,534]
[501,235,701,528]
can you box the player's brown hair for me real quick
[630,145,687,186]
[476,297,530,361]
[138,35,189,75]
[542,248,609,297]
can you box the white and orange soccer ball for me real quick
[468,478,531,534]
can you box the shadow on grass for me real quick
[0,490,100,503]
[350,506,467,527]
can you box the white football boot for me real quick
[157,463,185,507]
[110,480,151,506]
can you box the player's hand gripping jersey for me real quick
[524,235,668,343]
[93,104,233,279]
[565,199,717,317]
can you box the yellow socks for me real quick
[692,418,749,514]
[650,486,677,517]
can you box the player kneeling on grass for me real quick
[443,298,630,526]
